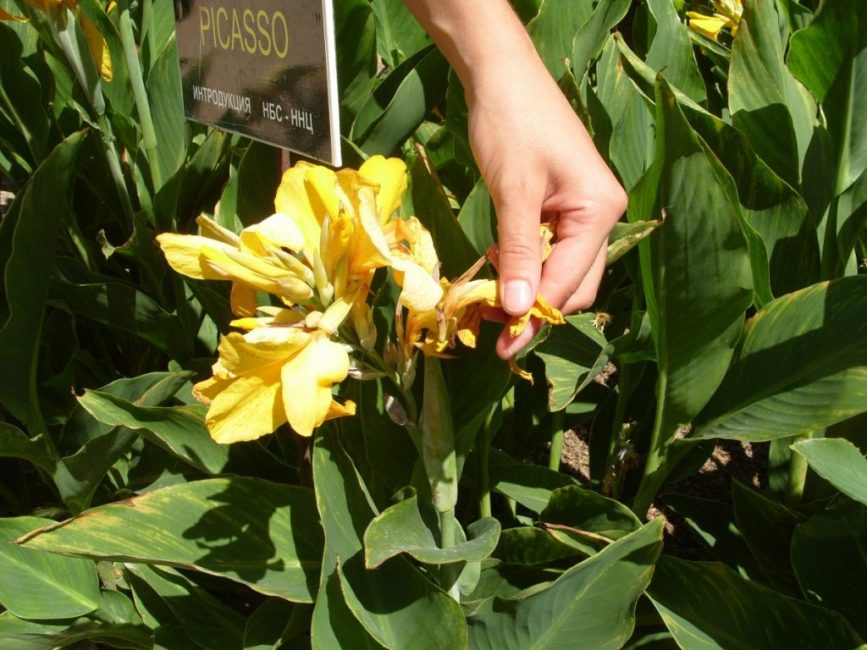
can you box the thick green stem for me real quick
[119,3,162,190]
[477,405,495,519]
[548,410,565,471]
[438,506,460,601]
[785,432,812,507]
[632,370,668,517]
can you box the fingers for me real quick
[493,183,545,316]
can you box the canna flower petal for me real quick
[156,233,237,280]
[274,165,330,255]
[281,332,352,437]
[81,14,112,81]
[359,155,408,223]
[392,257,445,313]
[686,11,729,40]
[239,212,305,254]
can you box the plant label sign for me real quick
[175,0,341,165]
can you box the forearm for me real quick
[402,0,542,104]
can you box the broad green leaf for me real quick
[0,23,50,168]
[467,519,663,650]
[645,0,706,103]
[457,177,496,256]
[369,0,429,68]
[0,423,55,473]
[234,141,281,227]
[125,564,245,650]
[539,485,641,554]
[0,131,83,431]
[492,527,583,565]
[489,449,579,514]
[649,556,866,649]
[728,0,815,187]
[463,561,561,606]
[570,0,630,82]
[606,219,663,265]
[410,150,479,278]
[77,389,229,474]
[357,47,449,156]
[0,591,151,650]
[527,0,594,78]
[146,33,187,185]
[630,78,752,509]
[0,517,99,619]
[791,437,867,506]
[364,493,500,568]
[792,502,867,639]
[50,260,191,357]
[335,0,378,125]
[20,478,323,603]
[312,427,466,650]
[662,494,760,579]
[731,481,799,594]
[533,313,609,411]
[693,277,867,442]
[243,598,311,650]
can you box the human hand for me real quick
[402,0,627,359]
[466,56,627,358]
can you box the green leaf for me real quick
[410,149,479,278]
[731,481,800,594]
[729,0,816,187]
[19,478,323,603]
[527,0,594,78]
[0,591,152,650]
[630,77,753,509]
[539,485,641,554]
[467,519,664,649]
[125,563,245,650]
[243,598,311,650]
[662,494,760,578]
[570,0,631,82]
[50,261,191,357]
[357,47,448,156]
[606,219,663,265]
[312,427,466,650]
[0,131,83,431]
[76,389,229,474]
[533,313,609,411]
[649,556,866,649]
[335,0,378,125]
[146,34,187,184]
[693,277,867,442]
[0,517,99,619]
[420,356,458,512]
[492,527,583,565]
[0,423,55,473]
[791,437,867,506]
[645,0,706,103]
[364,493,500,568]
[369,0,429,68]
[457,178,496,256]
[792,502,867,639]
[489,449,579,514]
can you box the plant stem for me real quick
[785,432,812,507]
[548,410,565,471]
[632,370,668,517]
[477,405,495,519]
[119,2,162,190]
[438,506,460,602]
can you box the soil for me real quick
[549,420,769,560]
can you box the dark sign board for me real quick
[175,0,340,165]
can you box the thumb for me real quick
[494,192,542,316]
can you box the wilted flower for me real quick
[687,0,743,41]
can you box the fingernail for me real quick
[503,280,532,314]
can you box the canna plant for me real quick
[0,0,866,648]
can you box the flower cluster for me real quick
[686,0,743,42]
[158,157,564,443]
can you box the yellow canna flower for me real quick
[687,0,743,41]
[193,321,355,440]
[157,156,409,441]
